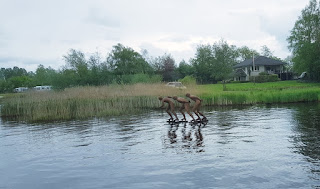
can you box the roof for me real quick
[233,68,247,77]
[233,56,286,68]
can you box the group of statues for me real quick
[158,93,207,123]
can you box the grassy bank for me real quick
[198,81,320,105]
[1,81,319,121]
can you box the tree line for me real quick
[1,0,319,93]
[0,41,281,93]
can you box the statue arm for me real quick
[159,100,165,108]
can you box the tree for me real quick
[192,44,215,83]
[212,40,239,81]
[162,54,177,81]
[63,49,90,85]
[149,53,178,82]
[34,64,57,86]
[287,0,320,81]
[176,60,195,79]
[8,76,33,89]
[0,67,28,81]
[237,46,259,61]
[88,52,104,85]
[107,43,153,75]
[51,69,78,89]
[192,40,239,83]
[260,45,274,58]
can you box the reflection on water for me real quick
[0,103,319,189]
[289,103,320,179]
[165,122,205,153]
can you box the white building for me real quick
[233,56,286,81]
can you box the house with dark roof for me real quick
[233,56,286,81]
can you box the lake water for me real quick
[0,103,319,189]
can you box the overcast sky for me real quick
[0,0,310,71]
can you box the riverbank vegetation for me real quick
[0,83,199,121]
[1,81,319,121]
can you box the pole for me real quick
[253,54,255,84]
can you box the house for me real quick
[233,56,286,81]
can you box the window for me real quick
[252,66,259,71]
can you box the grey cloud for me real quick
[86,7,121,29]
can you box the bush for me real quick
[131,74,150,84]
[149,74,163,83]
[259,72,268,76]
[178,76,197,85]
[250,74,279,83]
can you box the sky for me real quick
[0,0,310,71]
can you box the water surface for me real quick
[0,103,319,189]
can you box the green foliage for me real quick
[110,74,162,85]
[237,46,260,61]
[150,54,178,82]
[192,40,239,84]
[287,0,320,81]
[0,67,33,93]
[131,74,159,84]
[107,43,153,75]
[259,72,268,76]
[149,74,163,83]
[34,64,57,86]
[176,60,195,79]
[178,76,197,85]
[8,76,33,88]
[250,74,279,83]
[0,67,28,80]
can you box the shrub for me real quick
[149,74,163,83]
[259,72,268,76]
[179,76,197,85]
[131,74,150,84]
[250,74,279,83]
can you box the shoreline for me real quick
[1,81,319,122]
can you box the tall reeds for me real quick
[0,83,200,121]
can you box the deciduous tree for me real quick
[287,0,320,81]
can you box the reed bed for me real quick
[1,81,319,121]
[0,83,200,121]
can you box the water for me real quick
[0,103,319,189]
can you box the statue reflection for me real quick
[168,124,178,144]
[291,103,320,161]
[165,122,206,152]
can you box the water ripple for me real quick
[0,104,320,188]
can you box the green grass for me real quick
[198,81,320,105]
[1,81,319,121]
